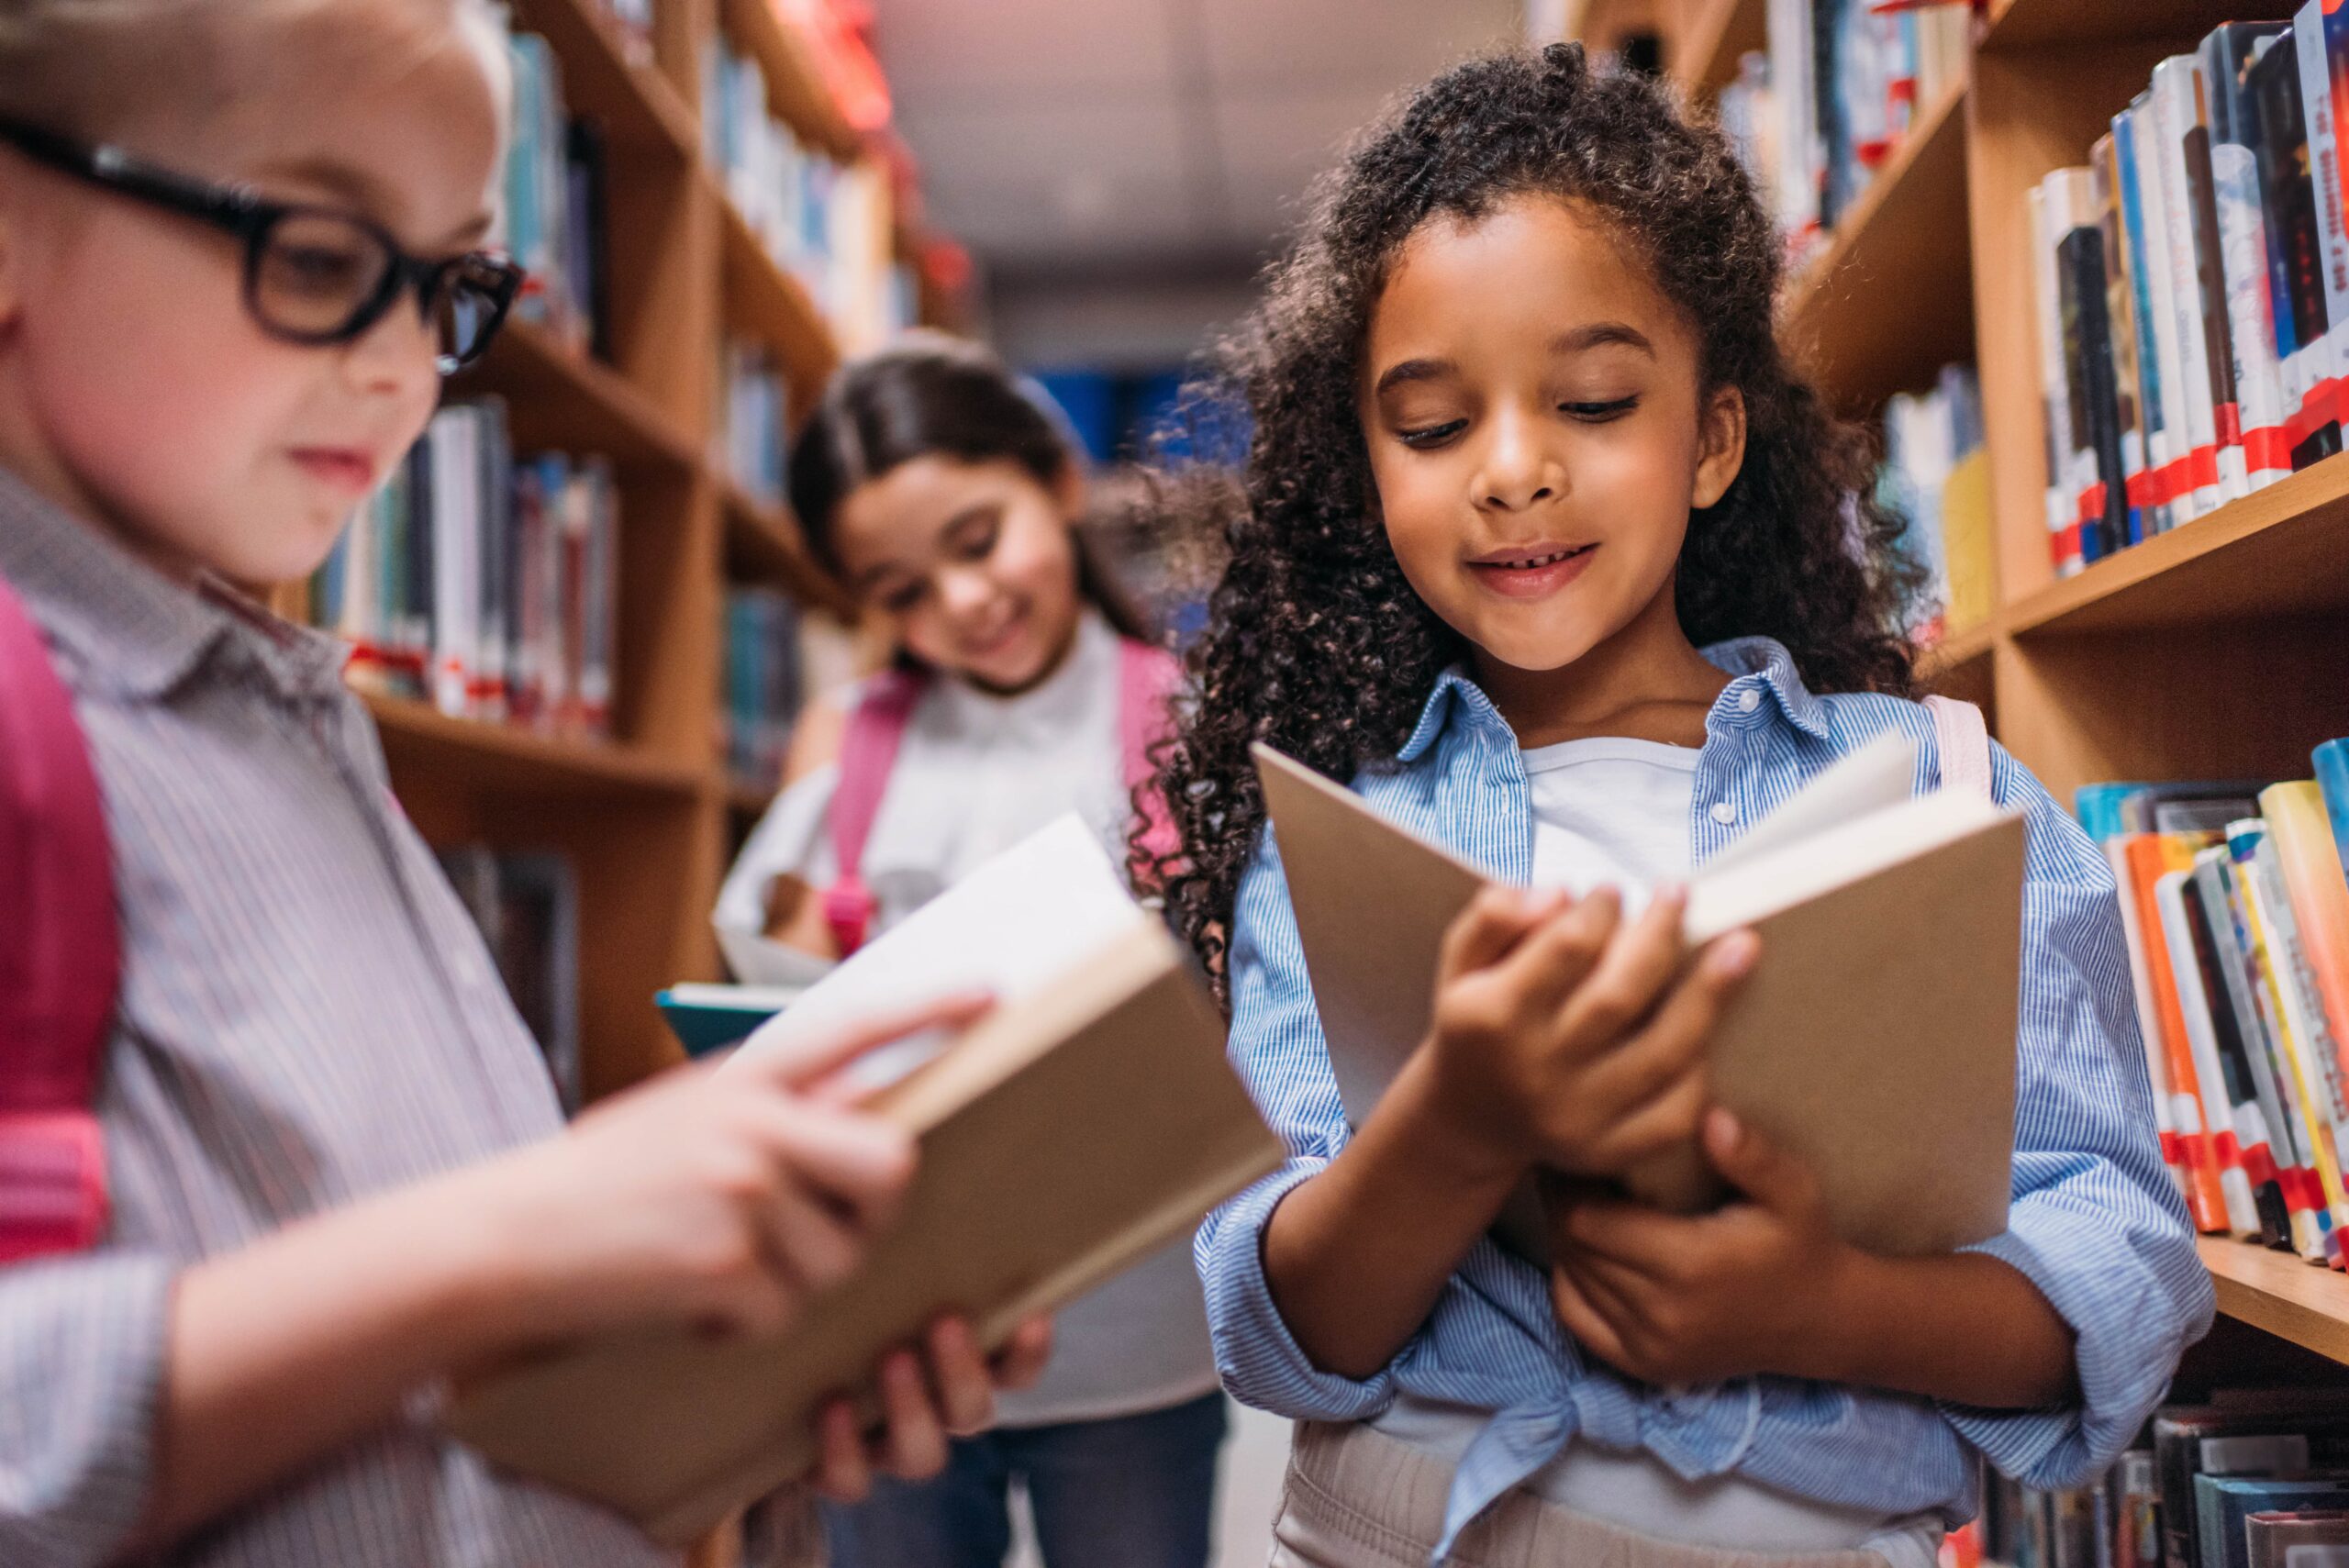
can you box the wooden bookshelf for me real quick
[1784,74,1973,417]
[1577,0,2349,1373]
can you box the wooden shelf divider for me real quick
[2202,1239,2349,1368]
[1670,0,1765,99]
[509,0,699,157]
[717,0,863,161]
[364,694,707,795]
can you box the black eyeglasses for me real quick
[0,117,523,375]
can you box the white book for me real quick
[2154,871,2262,1237]
[2130,95,2199,528]
[2299,1,2349,451]
[2153,61,2226,518]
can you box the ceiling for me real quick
[870,0,1527,283]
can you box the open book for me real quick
[447,817,1284,1542]
[1253,733,2023,1262]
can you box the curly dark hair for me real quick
[1144,41,1925,997]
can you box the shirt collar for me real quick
[0,464,349,704]
[1396,634,1831,763]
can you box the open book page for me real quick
[1698,731,1919,873]
[724,814,1149,1096]
[714,925,833,991]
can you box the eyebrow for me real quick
[251,157,495,250]
[1370,323,1658,399]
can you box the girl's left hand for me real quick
[810,1313,1053,1501]
[1546,1109,1857,1388]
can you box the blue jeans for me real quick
[822,1392,1230,1568]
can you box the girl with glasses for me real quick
[0,4,1041,1565]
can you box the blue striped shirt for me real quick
[1195,636,2214,1555]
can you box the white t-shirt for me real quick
[713,611,1219,1429]
[1375,737,1941,1567]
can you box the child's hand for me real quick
[809,1314,1054,1499]
[1417,885,1757,1179]
[1545,1109,1857,1386]
[469,995,990,1346]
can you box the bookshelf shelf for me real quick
[1783,75,1973,415]
[1980,0,2291,52]
[2201,1238,2349,1368]
[727,780,777,817]
[713,183,844,396]
[457,318,700,473]
[508,0,698,157]
[717,0,863,161]
[2005,460,2349,637]
[721,480,852,613]
[1670,0,1764,99]
[364,694,707,795]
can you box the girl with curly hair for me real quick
[1158,42,2209,1568]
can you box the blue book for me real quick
[2197,1473,2349,1568]
[655,984,799,1058]
[2076,781,2152,841]
[2317,739,2349,873]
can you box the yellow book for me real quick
[1940,449,1995,632]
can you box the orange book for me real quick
[2122,834,2232,1232]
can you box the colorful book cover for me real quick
[2204,22,2298,487]
[2056,175,2129,563]
[2264,780,2349,1062]
[2202,846,2332,1259]
[2179,58,2253,504]
[2200,1476,2349,1568]
[2159,871,2265,1234]
[2249,828,2349,1264]
[2132,93,2201,529]
[2234,817,2349,1262]
[2321,739,2349,873]
[2031,181,2083,573]
[2122,834,2234,1231]
[2095,132,2152,541]
[2181,859,2298,1246]
[2154,58,2229,518]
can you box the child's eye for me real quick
[1397,419,1468,450]
[1560,396,1640,422]
[880,581,928,614]
[957,522,999,562]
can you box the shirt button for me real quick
[1710,800,1738,825]
[1737,689,1761,714]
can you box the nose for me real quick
[341,289,442,409]
[1471,406,1565,514]
[938,564,999,621]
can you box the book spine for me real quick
[2156,872,2264,1235]
[2245,827,2349,1265]
[2286,13,2347,464]
[2220,831,2336,1260]
[2124,836,2232,1231]
[2318,739,2349,872]
[2132,95,2199,530]
[2183,60,2252,503]
[2197,851,2319,1252]
[2117,108,2176,537]
[2180,861,2296,1246]
[2057,196,2130,563]
[2153,59,2226,520]
[2038,177,2086,572]
[2313,0,2349,455]
[2260,782,2349,1122]
[2096,134,2153,543]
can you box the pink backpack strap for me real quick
[824,667,931,957]
[0,574,116,1263]
[1119,639,1182,862]
[1924,694,1993,802]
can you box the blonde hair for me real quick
[0,0,508,139]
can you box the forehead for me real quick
[1368,195,1691,365]
[119,3,507,235]
[835,456,1041,563]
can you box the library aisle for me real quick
[122,0,2349,1563]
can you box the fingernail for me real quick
[1712,1108,1742,1149]
[1710,932,1758,977]
[1653,882,1687,907]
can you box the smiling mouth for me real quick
[1475,544,1596,570]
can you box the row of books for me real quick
[504,32,612,359]
[1952,1390,2349,1568]
[721,586,807,795]
[1880,363,1994,646]
[719,339,792,506]
[439,847,584,1115]
[702,32,915,351]
[311,400,620,739]
[1720,0,1970,267]
[2075,743,2349,1262]
[2030,14,2349,578]
[588,0,655,66]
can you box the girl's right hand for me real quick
[1415,885,1757,1179]
[462,995,989,1346]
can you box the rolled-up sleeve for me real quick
[0,1251,173,1568]
[1943,749,2215,1487]
[1194,831,1397,1422]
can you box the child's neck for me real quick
[1470,577,1729,751]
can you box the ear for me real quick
[1692,385,1747,510]
[0,181,26,336]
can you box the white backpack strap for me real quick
[1923,694,1993,802]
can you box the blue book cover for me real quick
[2317,739,2349,873]
[655,984,796,1058]
[2197,1473,2349,1568]
[2076,781,2151,840]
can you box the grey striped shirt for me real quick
[0,469,707,1568]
